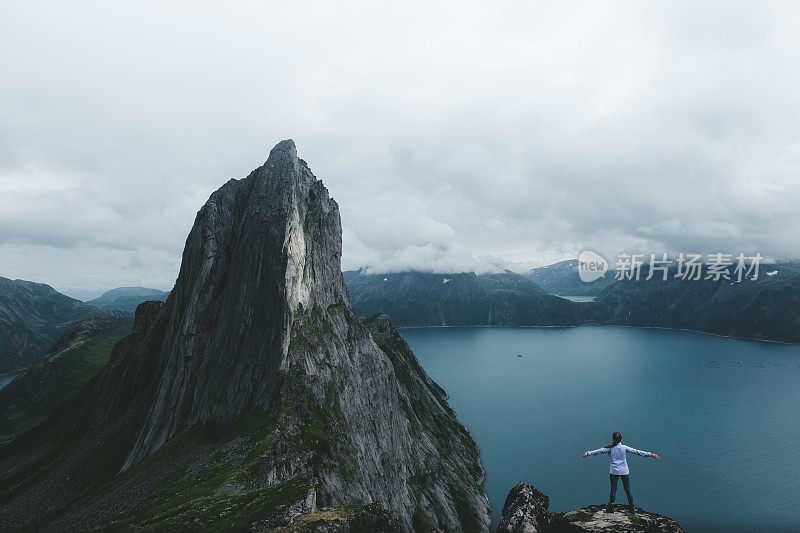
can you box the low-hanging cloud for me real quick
[1,1,799,298]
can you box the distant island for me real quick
[86,286,170,311]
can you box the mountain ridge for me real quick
[344,269,594,327]
[344,261,800,344]
[0,314,133,442]
[87,286,170,311]
[0,277,99,374]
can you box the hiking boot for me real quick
[606,503,614,512]
[627,504,635,514]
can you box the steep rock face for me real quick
[0,141,489,532]
[364,313,489,530]
[123,139,344,465]
[498,483,684,533]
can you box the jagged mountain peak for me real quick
[255,138,319,196]
[267,137,298,163]
[113,140,487,528]
[124,140,345,466]
[0,141,489,532]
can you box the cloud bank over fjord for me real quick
[1,1,799,297]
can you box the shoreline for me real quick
[396,322,797,346]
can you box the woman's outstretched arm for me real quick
[582,448,610,457]
[624,445,660,459]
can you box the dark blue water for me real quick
[402,326,800,532]
[0,371,20,390]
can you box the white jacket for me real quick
[586,443,653,475]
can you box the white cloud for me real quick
[1,0,799,293]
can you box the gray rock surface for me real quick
[496,482,551,532]
[552,505,685,532]
[498,483,684,533]
[0,140,489,532]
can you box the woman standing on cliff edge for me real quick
[582,431,660,513]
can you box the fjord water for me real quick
[402,326,800,532]
[0,371,20,390]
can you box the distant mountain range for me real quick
[86,286,169,310]
[595,260,800,343]
[343,270,593,327]
[0,278,98,374]
[345,260,800,344]
[3,257,798,380]
[0,281,167,375]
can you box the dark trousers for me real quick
[609,474,633,505]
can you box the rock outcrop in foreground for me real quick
[497,483,684,533]
[0,140,489,531]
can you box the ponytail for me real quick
[603,431,622,449]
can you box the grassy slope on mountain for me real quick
[0,315,133,443]
[0,277,98,374]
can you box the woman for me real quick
[582,432,660,512]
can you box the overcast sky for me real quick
[2,1,800,299]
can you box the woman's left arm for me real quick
[625,445,659,459]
